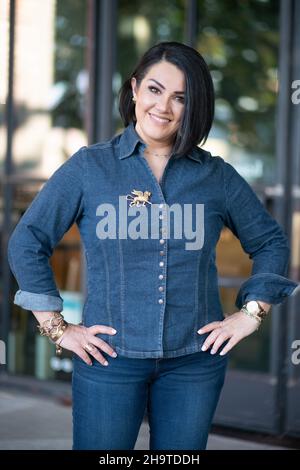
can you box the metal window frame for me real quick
[213,0,300,437]
[1,0,16,364]
[281,0,300,438]
[87,0,117,143]
[2,0,299,439]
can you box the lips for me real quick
[149,113,171,124]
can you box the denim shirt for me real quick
[7,122,299,358]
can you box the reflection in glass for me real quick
[197,0,279,186]
[197,0,280,374]
[12,0,88,177]
[9,181,83,379]
[7,0,88,381]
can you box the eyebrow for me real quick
[147,78,185,94]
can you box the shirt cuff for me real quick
[235,273,300,310]
[13,290,64,312]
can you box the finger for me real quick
[75,348,92,366]
[210,332,231,354]
[219,337,239,356]
[88,325,117,336]
[201,328,222,351]
[90,349,109,367]
[197,321,223,334]
[89,336,117,358]
[83,343,109,367]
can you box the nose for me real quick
[155,94,171,113]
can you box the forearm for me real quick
[33,310,68,354]
[32,310,59,325]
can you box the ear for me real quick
[131,77,137,98]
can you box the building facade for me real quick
[1,0,299,437]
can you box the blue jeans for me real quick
[72,349,228,450]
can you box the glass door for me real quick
[195,0,285,433]
[4,0,89,381]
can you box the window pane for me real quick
[0,0,9,169]
[8,180,83,379]
[12,0,88,178]
[198,0,280,186]
[114,0,186,131]
[197,0,280,374]
[7,0,88,381]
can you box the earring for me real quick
[132,96,136,103]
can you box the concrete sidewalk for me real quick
[0,388,291,450]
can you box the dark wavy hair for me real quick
[118,41,215,159]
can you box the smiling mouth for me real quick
[149,113,171,124]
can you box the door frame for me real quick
[214,0,300,437]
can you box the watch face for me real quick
[247,301,259,314]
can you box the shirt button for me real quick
[159,286,164,292]
[159,239,165,244]
[160,251,164,256]
[159,261,164,267]
[159,215,164,220]
[159,274,164,280]
[158,298,164,304]
[159,203,164,209]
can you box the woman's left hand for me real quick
[197,311,260,356]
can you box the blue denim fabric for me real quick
[7,122,299,359]
[72,349,229,450]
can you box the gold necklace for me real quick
[144,148,171,158]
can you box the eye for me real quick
[148,86,185,103]
[148,86,160,94]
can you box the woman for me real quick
[8,41,298,450]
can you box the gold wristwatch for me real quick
[241,300,268,327]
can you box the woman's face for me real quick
[131,61,185,147]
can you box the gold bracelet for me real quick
[49,323,68,343]
[54,330,67,356]
[37,312,65,336]
[37,313,68,354]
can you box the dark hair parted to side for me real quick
[118,41,215,159]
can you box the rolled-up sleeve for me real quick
[222,159,299,309]
[7,146,86,312]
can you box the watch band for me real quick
[241,301,268,330]
[240,306,261,330]
[253,301,268,320]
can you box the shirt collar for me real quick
[118,122,204,164]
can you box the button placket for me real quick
[158,203,168,305]
[137,152,169,312]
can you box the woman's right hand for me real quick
[57,323,118,366]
